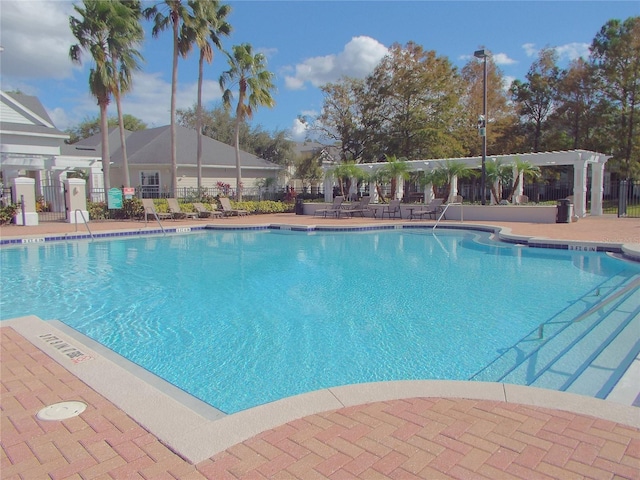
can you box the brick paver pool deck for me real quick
[2,214,639,479]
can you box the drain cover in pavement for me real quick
[37,401,87,421]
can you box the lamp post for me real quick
[474,49,489,205]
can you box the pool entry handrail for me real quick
[537,277,640,339]
[433,200,463,231]
[74,209,94,240]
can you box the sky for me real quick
[1,1,638,142]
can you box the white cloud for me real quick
[491,53,517,66]
[0,0,77,80]
[555,42,590,62]
[120,72,223,127]
[289,118,308,141]
[54,71,223,130]
[285,36,388,90]
[522,43,538,58]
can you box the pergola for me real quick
[323,150,610,217]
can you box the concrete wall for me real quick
[302,202,558,223]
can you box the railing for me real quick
[73,209,94,240]
[432,201,463,231]
[538,277,640,339]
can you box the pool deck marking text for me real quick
[39,333,94,364]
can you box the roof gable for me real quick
[0,91,56,128]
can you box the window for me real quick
[140,171,160,198]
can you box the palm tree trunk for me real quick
[234,117,242,202]
[170,15,179,198]
[114,88,130,188]
[99,101,111,194]
[196,50,204,193]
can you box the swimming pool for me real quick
[2,228,638,413]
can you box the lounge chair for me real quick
[340,196,372,217]
[314,196,344,218]
[142,198,172,222]
[219,197,248,216]
[167,198,198,219]
[409,198,444,220]
[193,202,223,218]
[380,199,402,219]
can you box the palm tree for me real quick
[418,168,448,200]
[330,161,363,198]
[144,0,194,197]
[70,0,118,193]
[220,43,276,201]
[108,0,144,189]
[185,0,231,194]
[436,161,473,202]
[508,159,541,202]
[485,159,512,204]
[378,155,411,200]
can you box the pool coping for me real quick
[3,315,639,465]
[1,220,639,262]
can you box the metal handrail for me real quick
[433,202,463,231]
[538,277,640,338]
[145,211,166,235]
[74,209,94,240]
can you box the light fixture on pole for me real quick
[474,48,489,205]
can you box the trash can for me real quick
[556,198,572,223]
[295,197,304,215]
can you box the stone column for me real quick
[65,178,89,224]
[590,162,605,216]
[12,177,38,226]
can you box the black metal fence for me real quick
[614,180,640,218]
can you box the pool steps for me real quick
[471,275,640,401]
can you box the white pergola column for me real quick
[512,166,524,199]
[323,173,333,202]
[491,180,500,205]
[590,161,605,216]
[449,176,458,202]
[348,177,358,201]
[423,183,434,204]
[369,180,378,203]
[395,175,404,200]
[573,159,589,217]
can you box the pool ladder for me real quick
[73,209,94,240]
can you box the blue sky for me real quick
[1,1,638,141]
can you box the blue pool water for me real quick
[2,229,638,413]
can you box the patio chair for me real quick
[167,198,198,220]
[219,197,248,216]
[409,198,444,220]
[340,196,372,217]
[142,198,172,222]
[314,196,344,218]
[193,202,223,218]
[380,199,402,219]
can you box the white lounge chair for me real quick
[219,197,248,216]
[167,198,198,219]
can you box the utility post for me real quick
[474,49,489,205]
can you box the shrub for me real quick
[87,201,108,220]
[0,204,18,225]
[225,200,294,214]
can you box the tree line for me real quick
[312,17,639,181]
